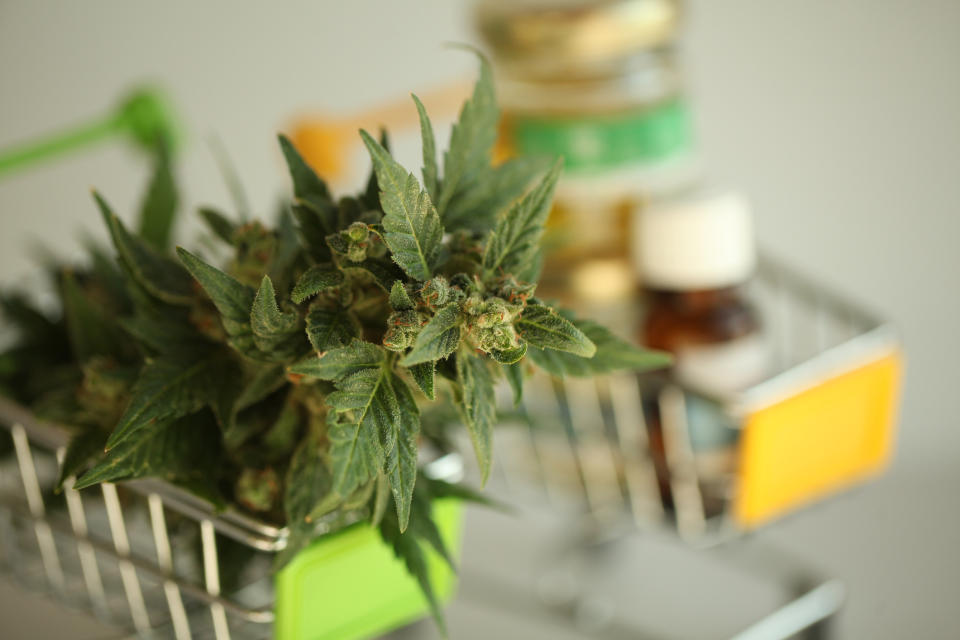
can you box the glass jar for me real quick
[476,0,701,333]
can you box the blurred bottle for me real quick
[636,192,767,518]
[476,0,701,333]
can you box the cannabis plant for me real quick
[0,58,667,625]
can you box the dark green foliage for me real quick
[0,58,670,628]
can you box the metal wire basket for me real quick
[484,255,902,541]
[0,396,463,640]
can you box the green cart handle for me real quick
[0,87,180,176]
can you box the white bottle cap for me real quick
[634,191,756,290]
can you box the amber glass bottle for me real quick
[636,192,766,519]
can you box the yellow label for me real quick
[734,352,902,528]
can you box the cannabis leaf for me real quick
[290,265,343,304]
[137,145,178,251]
[290,339,384,380]
[278,134,336,234]
[436,54,497,218]
[412,94,439,202]
[360,130,444,281]
[515,303,595,357]
[505,362,524,407]
[378,481,454,634]
[456,350,496,484]
[322,367,392,508]
[96,193,194,305]
[104,351,224,450]
[251,275,305,359]
[527,315,672,377]
[410,361,436,400]
[304,307,358,353]
[57,429,108,490]
[176,247,271,358]
[400,303,461,366]
[482,159,563,282]
[61,271,125,362]
[76,412,223,507]
[442,156,549,233]
[385,372,420,531]
[198,207,237,244]
[277,434,332,567]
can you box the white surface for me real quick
[1,1,958,639]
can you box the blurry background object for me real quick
[478,0,701,334]
[0,1,958,639]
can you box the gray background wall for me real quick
[0,1,957,638]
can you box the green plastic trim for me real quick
[0,87,180,177]
[510,98,694,174]
[274,499,463,640]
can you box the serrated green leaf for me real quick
[437,56,497,218]
[322,367,395,505]
[443,155,549,233]
[210,135,251,221]
[385,373,420,531]
[219,364,287,447]
[377,483,452,634]
[360,129,390,212]
[250,275,304,359]
[456,350,496,484]
[490,341,527,365]
[252,276,298,334]
[176,247,264,356]
[105,351,224,450]
[527,314,672,377]
[291,202,333,263]
[482,160,562,282]
[410,361,436,400]
[342,258,404,292]
[278,134,336,233]
[360,130,443,281]
[61,270,125,361]
[400,304,461,366]
[198,207,237,244]
[389,281,414,311]
[505,361,524,407]
[304,306,358,353]
[372,472,390,527]
[75,413,224,507]
[137,145,178,251]
[515,303,595,357]
[291,266,343,304]
[276,434,332,567]
[290,339,384,381]
[95,193,194,305]
[57,429,108,491]
[412,94,439,202]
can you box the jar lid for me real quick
[634,191,756,290]
[475,0,682,77]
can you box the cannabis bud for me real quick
[419,276,462,310]
[383,309,426,351]
[235,467,280,513]
[464,295,522,354]
[328,221,372,263]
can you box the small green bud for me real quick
[383,309,425,352]
[235,467,280,513]
[419,276,454,310]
